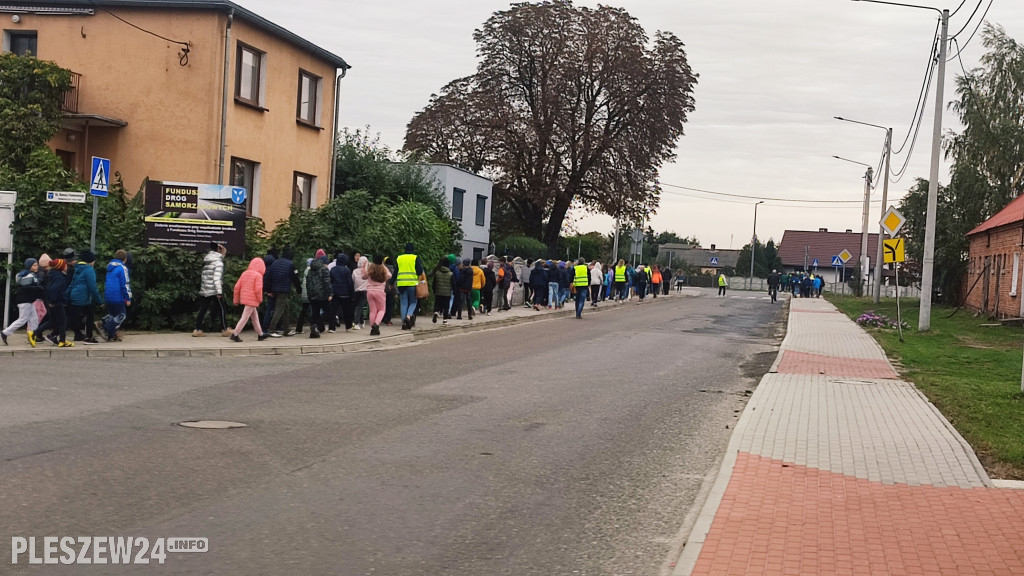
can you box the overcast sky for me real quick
[238,0,1024,250]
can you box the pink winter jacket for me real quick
[233,257,266,307]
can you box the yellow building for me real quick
[2,0,350,227]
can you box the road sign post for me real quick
[89,157,110,252]
[0,191,17,328]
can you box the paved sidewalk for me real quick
[0,290,698,358]
[676,296,1024,576]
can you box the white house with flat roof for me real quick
[425,164,492,261]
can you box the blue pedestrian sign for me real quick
[831,256,843,267]
[709,257,719,266]
[812,259,819,268]
[90,156,110,197]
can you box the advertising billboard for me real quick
[144,181,247,254]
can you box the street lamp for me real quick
[835,116,893,304]
[833,155,874,294]
[749,201,764,290]
[851,0,949,329]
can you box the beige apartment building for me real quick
[2,0,349,227]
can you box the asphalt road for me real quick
[0,289,784,576]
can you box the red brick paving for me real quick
[691,453,1024,576]
[777,350,898,379]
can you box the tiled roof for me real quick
[778,230,880,268]
[967,194,1024,236]
[659,244,741,267]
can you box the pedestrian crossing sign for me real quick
[831,256,843,267]
[90,156,110,197]
[709,257,719,265]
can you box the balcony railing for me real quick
[62,71,80,114]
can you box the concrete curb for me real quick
[670,371,773,576]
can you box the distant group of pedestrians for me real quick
[766,270,822,302]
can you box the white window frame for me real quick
[230,156,260,217]
[297,69,323,127]
[292,172,317,210]
[236,42,267,108]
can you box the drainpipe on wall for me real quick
[329,67,347,199]
[218,9,234,185]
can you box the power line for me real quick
[889,35,938,183]
[948,0,994,60]
[86,0,191,66]
[656,182,887,205]
[950,0,987,40]
[891,21,940,156]
[950,0,970,17]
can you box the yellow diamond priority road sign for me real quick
[880,206,906,237]
[838,249,852,264]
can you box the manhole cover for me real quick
[177,421,247,429]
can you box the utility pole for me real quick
[834,116,892,303]
[873,128,892,303]
[859,166,873,298]
[612,216,620,264]
[851,1,947,328]
[919,9,949,331]
[749,201,764,290]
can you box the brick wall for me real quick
[965,224,1024,318]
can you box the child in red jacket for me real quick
[230,258,269,342]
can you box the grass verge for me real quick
[827,294,1024,480]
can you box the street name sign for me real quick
[46,191,86,203]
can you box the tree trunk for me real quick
[543,195,573,258]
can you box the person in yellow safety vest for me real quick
[571,258,590,318]
[718,272,728,297]
[614,259,628,302]
[395,243,424,330]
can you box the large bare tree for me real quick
[405,0,697,253]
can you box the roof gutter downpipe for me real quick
[329,66,348,199]
[218,9,234,185]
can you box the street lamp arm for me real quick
[833,155,873,169]
[834,116,890,132]
[850,0,942,15]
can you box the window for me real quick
[55,149,75,173]
[297,70,322,126]
[235,43,265,107]
[452,188,464,220]
[5,31,37,56]
[475,194,487,227]
[473,247,484,262]
[230,157,258,216]
[292,172,315,210]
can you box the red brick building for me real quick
[965,195,1024,319]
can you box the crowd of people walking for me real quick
[3,242,692,347]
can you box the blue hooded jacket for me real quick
[104,259,132,303]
